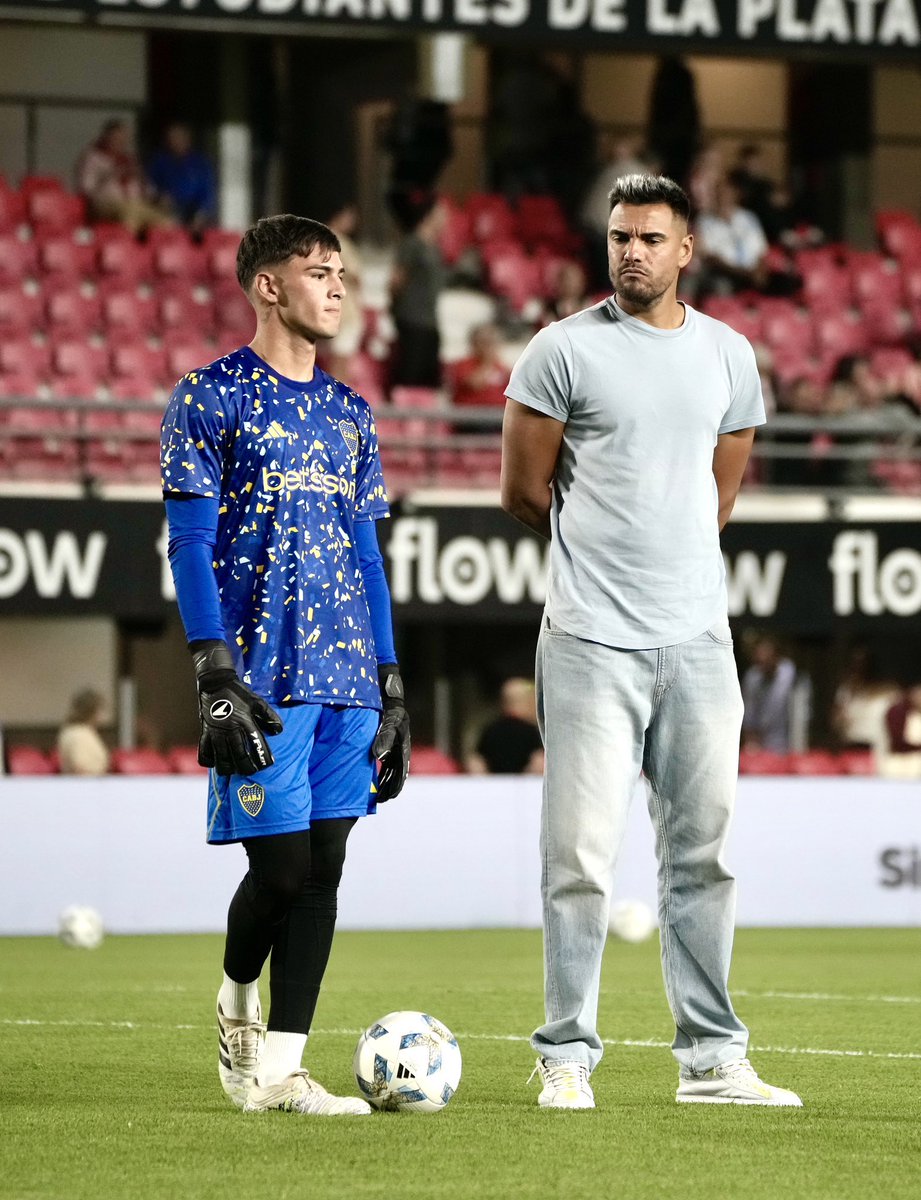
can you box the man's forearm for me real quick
[502,492,552,540]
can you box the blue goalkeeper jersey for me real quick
[160,346,389,710]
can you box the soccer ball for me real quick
[353,1010,462,1113]
[58,905,104,950]
[609,898,656,943]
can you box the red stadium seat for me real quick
[860,301,911,346]
[44,288,102,336]
[738,749,792,775]
[798,257,852,314]
[165,744,207,773]
[436,198,472,267]
[484,246,543,314]
[111,747,172,774]
[7,438,80,480]
[0,337,51,379]
[98,283,158,338]
[0,368,45,400]
[813,310,869,360]
[0,180,26,232]
[0,285,42,336]
[211,281,256,340]
[838,748,876,775]
[36,235,95,282]
[876,210,921,261]
[109,341,167,386]
[465,193,518,244]
[82,406,125,434]
[149,230,207,282]
[786,750,845,776]
[759,303,815,357]
[162,336,216,382]
[95,226,153,282]
[26,184,84,235]
[157,285,214,337]
[516,194,579,253]
[84,438,132,482]
[849,252,904,309]
[202,228,242,283]
[0,233,38,284]
[409,745,461,775]
[7,745,56,775]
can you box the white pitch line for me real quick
[735,989,921,1005]
[5,1019,921,1061]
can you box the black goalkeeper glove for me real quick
[191,640,284,776]
[372,664,411,802]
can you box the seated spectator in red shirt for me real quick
[879,685,921,778]
[76,118,173,236]
[450,322,509,413]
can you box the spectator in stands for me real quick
[323,202,365,384]
[741,635,811,753]
[147,122,217,234]
[879,684,921,778]
[728,143,796,245]
[830,646,899,757]
[389,191,446,389]
[541,261,591,324]
[694,175,769,299]
[466,677,544,775]
[580,137,655,289]
[57,688,110,776]
[450,322,509,415]
[75,118,173,235]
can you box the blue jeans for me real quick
[532,615,749,1074]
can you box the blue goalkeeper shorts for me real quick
[206,702,381,844]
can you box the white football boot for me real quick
[676,1058,802,1106]
[217,997,265,1108]
[530,1057,595,1109]
[243,1070,372,1116]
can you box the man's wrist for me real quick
[191,640,237,690]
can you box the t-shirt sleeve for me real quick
[719,334,766,434]
[160,372,231,497]
[504,324,574,423]
[353,401,390,522]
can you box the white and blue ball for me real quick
[608,898,657,943]
[353,1010,461,1112]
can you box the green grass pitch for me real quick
[2,928,920,1200]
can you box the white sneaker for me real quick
[217,998,265,1108]
[243,1070,372,1116]
[676,1058,802,1106]
[530,1057,595,1109]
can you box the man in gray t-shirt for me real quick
[502,174,801,1111]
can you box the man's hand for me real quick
[372,664,410,802]
[192,641,284,776]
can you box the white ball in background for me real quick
[608,898,656,943]
[58,905,105,950]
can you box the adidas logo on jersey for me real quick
[260,420,298,444]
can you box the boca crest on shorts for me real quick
[206,702,382,843]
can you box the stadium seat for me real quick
[36,235,95,282]
[860,301,911,346]
[436,198,472,267]
[838,748,876,775]
[165,744,206,773]
[110,747,172,774]
[109,341,167,386]
[6,745,56,775]
[0,181,26,232]
[211,281,255,341]
[98,283,158,338]
[738,749,792,775]
[0,233,38,284]
[162,336,216,382]
[202,228,242,283]
[465,193,518,244]
[84,438,132,482]
[157,285,214,337]
[25,184,84,236]
[798,258,852,313]
[149,230,207,283]
[82,406,125,435]
[8,438,80,481]
[484,247,543,314]
[759,303,815,358]
[876,209,921,261]
[813,310,869,360]
[786,750,845,776]
[516,194,580,254]
[409,745,461,774]
[44,288,102,336]
[0,286,42,336]
[0,367,45,400]
[849,252,903,309]
[95,227,153,282]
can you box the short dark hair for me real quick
[608,174,691,223]
[236,214,341,291]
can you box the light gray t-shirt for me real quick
[505,297,765,649]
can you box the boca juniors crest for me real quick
[237,783,265,818]
[338,419,359,458]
